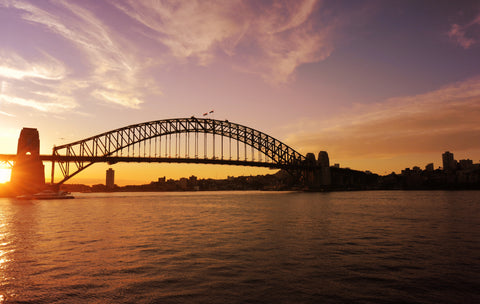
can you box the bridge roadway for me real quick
[0,154,291,169]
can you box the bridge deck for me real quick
[0,154,290,169]
[0,154,16,161]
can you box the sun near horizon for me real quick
[0,168,10,184]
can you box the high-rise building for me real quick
[442,151,456,172]
[106,168,115,189]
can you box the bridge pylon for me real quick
[302,151,331,190]
[10,128,45,194]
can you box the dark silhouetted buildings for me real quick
[106,168,115,190]
[442,151,456,172]
[54,150,480,194]
[382,151,480,190]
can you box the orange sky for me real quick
[1,0,480,185]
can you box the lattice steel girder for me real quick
[51,117,306,184]
[0,159,14,168]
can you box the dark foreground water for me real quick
[0,191,479,303]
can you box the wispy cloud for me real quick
[240,0,334,83]
[0,52,67,80]
[285,77,480,158]
[0,93,76,112]
[0,81,14,116]
[92,90,142,109]
[1,75,77,112]
[448,13,480,49]
[0,0,338,116]
[0,0,156,110]
[0,51,77,113]
[113,0,247,65]
[114,0,335,83]
[0,110,15,117]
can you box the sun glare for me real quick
[0,169,11,184]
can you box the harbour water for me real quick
[1,190,479,303]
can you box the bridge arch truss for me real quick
[51,117,306,185]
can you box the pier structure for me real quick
[10,128,45,194]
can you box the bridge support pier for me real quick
[303,151,331,190]
[10,128,45,194]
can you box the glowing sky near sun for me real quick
[1,0,480,185]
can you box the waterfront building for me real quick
[459,159,473,170]
[106,168,115,189]
[442,151,456,172]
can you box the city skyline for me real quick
[56,149,480,192]
[1,0,480,185]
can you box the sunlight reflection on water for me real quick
[0,191,479,303]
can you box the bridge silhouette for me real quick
[1,117,335,193]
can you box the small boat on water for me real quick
[16,190,74,200]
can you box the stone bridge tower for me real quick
[302,151,332,190]
[10,128,45,194]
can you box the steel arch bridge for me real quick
[51,117,306,185]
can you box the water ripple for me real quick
[0,191,479,303]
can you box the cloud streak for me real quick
[114,0,246,64]
[0,51,78,113]
[0,93,76,112]
[114,0,334,83]
[0,0,156,110]
[0,0,338,116]
[285,77,480,159]
[240,0,334,83]
[0,110,14,117]
[0,52,67,80]
[448,13,480,49]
